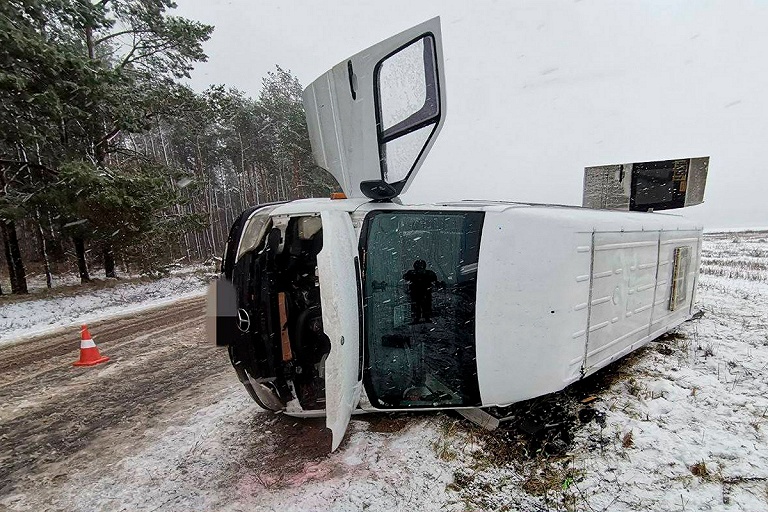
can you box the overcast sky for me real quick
[176,0,767,229]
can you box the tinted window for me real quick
[631,159,689,211]
[361,211,483,408]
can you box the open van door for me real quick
[317,210,363,451]
[582,157,709,212]
[303,17,446,201]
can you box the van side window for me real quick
[670,246,692,311]
[361,211,483,408]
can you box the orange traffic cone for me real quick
[73,324,110,366]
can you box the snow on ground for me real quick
[1,263,211,295]
[229,419,455,512]
[569,275,768,510]
[7,270,83,293]
[433,232,768,511]
[0,267,211,344]
[700,231,768,282]
[9,383,458,512]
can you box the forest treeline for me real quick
[0,0,337,295]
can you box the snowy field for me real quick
[1,232,768,511]
[0,266,211,344]
[430,231,768,511]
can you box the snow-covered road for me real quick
[0,295,455,511]
[0,270,209,345]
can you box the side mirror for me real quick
[360,180,399,201]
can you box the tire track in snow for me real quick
[0,296,235,496]
[0,296,205,378]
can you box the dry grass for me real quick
[701,266,768,282]
[690,461,710,479]
[431,437,458,462]
[701,231,768,283]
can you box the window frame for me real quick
[358,209,484,409]
[372,33,442,192]
[669,245,692,311]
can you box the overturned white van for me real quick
[207,18,706,451]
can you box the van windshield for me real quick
[235,205,279,264]
[361,210,484,408]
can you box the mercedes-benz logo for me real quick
[237,308,251,333]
